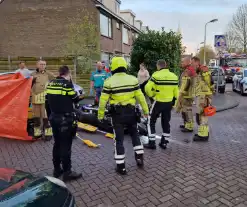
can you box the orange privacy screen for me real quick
[0,73,33,141]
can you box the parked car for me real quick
[0,168,75,207]
[232,68,247,95]
[210,67,226,93]
[224,69,235,83]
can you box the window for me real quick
[100,13,112,38]
[115,1,120,14]
[116,22,120,29]
[122,26,129,44]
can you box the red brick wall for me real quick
[0,0,99,57]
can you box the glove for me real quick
[89,88,94,96]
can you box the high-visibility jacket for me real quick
[98,72,149,120]
[180,66,196,99]
[195,66,214,96]
[46,77,79,114]
[145,68,179,102]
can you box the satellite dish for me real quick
[0,0,5,4]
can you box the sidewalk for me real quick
[212,93,240,112]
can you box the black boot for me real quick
[53,168,63,178]
[63,171,82,182]
[180,125,185,129]
[144,140,156,149]
[135,153,144,167]
[193,134,209,142]
[116,163,127,175]
[159,136,169,149]
[181,128,193,133]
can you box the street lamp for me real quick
[203,18,218,65]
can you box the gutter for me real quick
[95,4,141,33]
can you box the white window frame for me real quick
[116,21,120,30]
[122,26,129,44]
[115,1,120,14]
[100,13,112,38]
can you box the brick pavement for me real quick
[1,90,247,207]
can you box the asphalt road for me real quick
[1,84,247,207]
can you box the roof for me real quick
[120,9,136,17]
[95,4,141,33]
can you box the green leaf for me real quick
[130,29,182,76]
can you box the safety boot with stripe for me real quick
[143,140,156,149]
[116,163,127,175]
[159,136,169,149]
[193,125,209,142]
[135,153,144,167]
[44,127,53,141]
[34,127,42,139]
[181,122,193,133]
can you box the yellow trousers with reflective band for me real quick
[181,98,193,130]
[33,92,46,104]
[196,95,211,137]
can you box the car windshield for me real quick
[227,58,247,67]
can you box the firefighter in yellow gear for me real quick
[176,58,196,133]
[98,56,149,175]
[191,57,214,141]
[144,60,179,149]
[31,60,54,140]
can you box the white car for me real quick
[232,68,247,95]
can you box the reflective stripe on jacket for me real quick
[145,68,179,102]
[98,72,149,120]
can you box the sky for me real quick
[121,0,246,54]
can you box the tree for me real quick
[130,29,182,76]
[62,9,100,74]
[196,45,216,64]
[225,23,239,53]
[228,4,247,53]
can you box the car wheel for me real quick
[240,85,245,96]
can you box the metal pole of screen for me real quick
[216,51,221,94]
[216,66,220,94]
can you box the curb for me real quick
[216,100,240,112]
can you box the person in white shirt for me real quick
[137,63,150,84]
[138,63,151,106]
[15,61,31,78]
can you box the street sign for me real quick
[214,35,227,51]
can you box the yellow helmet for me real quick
[110,56,127,71]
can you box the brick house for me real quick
[0,0,144,66]
[96,0,143,66]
